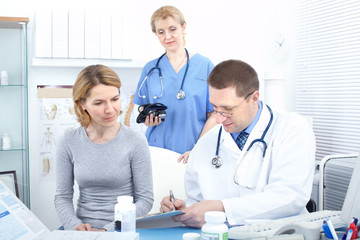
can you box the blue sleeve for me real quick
[206,61,214,112]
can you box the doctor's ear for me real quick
[250,91,260,103]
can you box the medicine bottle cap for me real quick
[117,195,133,203]
[204,211,226,223]
[182,232,200,240]
[2,133,9,137]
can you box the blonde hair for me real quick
[73,65,121,128]
[151,5,186,45]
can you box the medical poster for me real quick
[37,85,139,181]
[37,85,79,181]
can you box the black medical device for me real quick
[136,103,167,124]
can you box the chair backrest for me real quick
[149,146,187,214]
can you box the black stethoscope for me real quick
[137,48,189,100]
[212,105,274,169]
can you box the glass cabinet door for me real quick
[0,17,29,207]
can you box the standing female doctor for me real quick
[160,60,316,228]
[133,6,215,156]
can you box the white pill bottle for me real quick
[201,211,228,240]
[1,133,11,150]
[114,196,136,232]
[0,71,8,85]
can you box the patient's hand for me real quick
[74,223,92,231]
[160,196,186,213]
[178,151,191,164]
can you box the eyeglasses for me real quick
[212,91,255,119]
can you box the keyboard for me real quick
[228,210,343,239]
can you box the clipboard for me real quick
[136,210,185,229]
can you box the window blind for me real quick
[295,0,360,161]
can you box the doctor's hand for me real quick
[74,223,93,231]
[178,151,191,164]
[160,196,186,213]
[172,200,225,228]
[144,113,162,127]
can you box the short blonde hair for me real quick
[73,65,121,128]
[151,5,186,45]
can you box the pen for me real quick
[348,223,358,240]
[342,229,349,240]
[325,218,339,240]
[345,229,353,240]
[169,189,175,212]
[352,217,358,226]
[342,218,359,240]
[323,221,333,239]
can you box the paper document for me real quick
[136,210,184,229]
[36,230,139,240]
[0,181,50,240]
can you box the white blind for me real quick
[296,0,360,161]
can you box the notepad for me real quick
[136,210,185,229]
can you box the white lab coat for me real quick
[185,105,316,226]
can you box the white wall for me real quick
[0,0,296,230]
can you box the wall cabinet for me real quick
[0,17,29,207]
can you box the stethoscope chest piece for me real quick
[212,156,223,168]
[138,48,189,100]
[176,90,185,100]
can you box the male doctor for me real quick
[160,59,316,228]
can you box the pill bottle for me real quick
[201,211,228,240]
[0,71,8,85]
[1,133,11,150]
[183,232,200,240]
[114,196,136,232]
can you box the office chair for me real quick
[306,199,317,213]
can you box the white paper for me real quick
[37,230,139,240]
[0,181,50,240]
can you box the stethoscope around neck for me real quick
[212,105,274,169]
[137,48,189,100]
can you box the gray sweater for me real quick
[54,125,153,231]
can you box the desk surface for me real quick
[137,226,201,240]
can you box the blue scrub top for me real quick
[134,53,214,154]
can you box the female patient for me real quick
[54,65,153,231]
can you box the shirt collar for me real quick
[231,100,263,141]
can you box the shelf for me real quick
[0,16,29,22]
[0,148,26,152]
[0,16,29,207]
[0,84,26,87]
[0,17,28,29]
[31,57,146,69]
